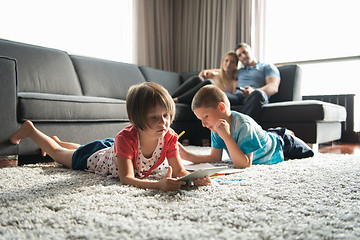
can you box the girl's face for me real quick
[222,55,238,72]
[142,104,171,139]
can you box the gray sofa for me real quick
[0,39,347,159]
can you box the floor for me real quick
[1,142,360,168]
[318,142,360,156]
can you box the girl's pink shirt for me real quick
[114,124,179,177]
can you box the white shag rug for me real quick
[1,147,360,240]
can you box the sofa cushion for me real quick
[174,103,198,122]
[260,100,347,123]
[17,92,128,122]
[180,71,199,83]
[261,121,342,144]
[70,55,146,100]
[0,39,82,95]
[139,66,182,95]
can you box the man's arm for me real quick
[259,75,280,97]
[240,75,280,98]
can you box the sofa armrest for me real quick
[0,56,19,155]
[269,64,302,103]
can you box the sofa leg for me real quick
[309,143,319,152]
[0,155,18,168]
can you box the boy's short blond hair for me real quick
[191,85,230,110]
[126,82,176,130]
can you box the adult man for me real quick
[226,43,281,121]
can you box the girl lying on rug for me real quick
[179,85,314,168]
[10,82,210,192]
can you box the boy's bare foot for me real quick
[9,120,35,145]
[273,127,295,136]
[285,129,295,136]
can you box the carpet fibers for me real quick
[1,147,360,239]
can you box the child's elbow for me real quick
[119,176,133,186]
[234,163,251,169]
[210,158,221,163]
[234,159,252,169]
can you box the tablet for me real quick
[178,167,228,182]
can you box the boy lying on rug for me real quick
[179,85,314,168]
[10,82,210,192]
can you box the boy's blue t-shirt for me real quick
[236,62,280,93]
[211,111,284,165]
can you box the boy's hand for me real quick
[214,119,231,140]
[158,166,186,192]
[178,142,188,160]
[193,176,211,186]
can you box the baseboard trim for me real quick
[0,155,18,168]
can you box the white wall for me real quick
[1,0,135,63]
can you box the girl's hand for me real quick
[214,119,231,140]
[158,166,186,192]
[193,176,211,186]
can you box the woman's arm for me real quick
[199,69,221,80]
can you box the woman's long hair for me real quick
[217,51,238,92]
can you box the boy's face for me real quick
[193,105,223,132]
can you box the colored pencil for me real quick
[178,131,185,139]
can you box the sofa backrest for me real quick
[139,66,182,95]
[70,55,146,100]
[180,71,199,83]
[0,39,82,95]
[269,64,302,103]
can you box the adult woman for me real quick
[200,51,238,94]
[172,51,238,104]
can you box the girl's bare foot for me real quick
[173,98,179,103]
[10,120,35,145]
[52,136,61,142]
